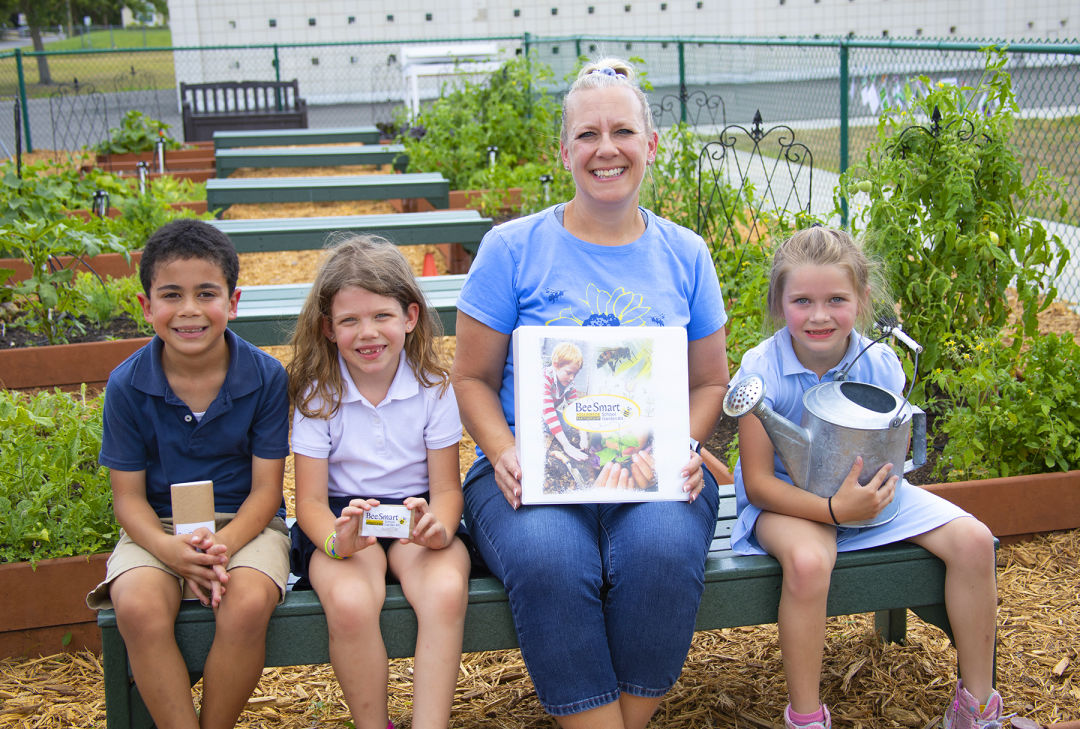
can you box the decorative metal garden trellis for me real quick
[696,110,814,246]
[885,105,986,162]
[48,82,108,154]
[650,89,726,131]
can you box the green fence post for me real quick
[838,38,849,227]
[273,44,283,110]
[14,48,32,153]
[678,41,687,123]
[523,32,531,58]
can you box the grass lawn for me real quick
[0,29,176,98]
[44,28,172,51]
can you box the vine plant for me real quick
[838,49,1068,378]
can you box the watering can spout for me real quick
[723,375,812,488]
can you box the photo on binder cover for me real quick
[512,325,690,504]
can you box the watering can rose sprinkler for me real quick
[722,321,927,528]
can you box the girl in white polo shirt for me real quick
[287,235,469,729]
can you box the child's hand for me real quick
[830,456,897,524]
[333,498,379,556]
[186,530,229,607]
[161,530,228,605]
[402,497,452,549]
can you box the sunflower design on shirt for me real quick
[547,283,652,327]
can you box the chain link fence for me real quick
[0,35,1076,302]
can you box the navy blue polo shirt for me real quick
[100,329,290,518]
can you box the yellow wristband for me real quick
[323,530,344,559]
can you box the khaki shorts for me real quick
[86,513,290,610]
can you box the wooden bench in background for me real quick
[212,126,381,149]
[215,144,408,177]
[205,173,450,212]
[180,80,309,143]
[209,210,491,254]
[97,480,959,729]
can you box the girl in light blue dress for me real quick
[731,227,1003,729]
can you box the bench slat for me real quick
[206,173,449,211]
[231,274,466,344]
[213,126,382,149]
[215,145,408,177]
[209,210,490,253]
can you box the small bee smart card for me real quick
[360,504,414,539]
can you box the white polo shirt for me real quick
[291,351,462,499]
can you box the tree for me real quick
[0,0,167,85]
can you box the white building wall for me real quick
[167,0,1075,47]
[164,0,1075,102]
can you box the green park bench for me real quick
[205,173,450,212]
[97,482,960,729]
[212,126,382,149]
[208,210,491,254]
[95,272,973,729]
[227,274,466,345]
[215,144,409,177]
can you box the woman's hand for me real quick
[493,444,524,509]
[334,498,379,556]
[681,449,705,502]
[829,457,897,524]
[403,497,452,549]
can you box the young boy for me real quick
[86,219,290,729]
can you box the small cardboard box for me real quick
[360,504,414,539]
[171,480,215,601]
[171,480,215,535]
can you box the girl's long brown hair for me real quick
[287,235,450,419]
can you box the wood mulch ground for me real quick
[1,529,1076,728]
[3,160,1079,728]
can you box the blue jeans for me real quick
[463,457,720,716]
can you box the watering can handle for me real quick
[903,408,927,474]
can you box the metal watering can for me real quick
[723,323,926,528]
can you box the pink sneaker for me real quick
[943,681,1010,729]
[785,703,832,729]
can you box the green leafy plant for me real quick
[0,387,118,566]
[641,122,705,231]
[839,49,1069,377]
[93,110,182,155]
[70,272,153,336]
[2,219,128,344]
[0,159,128,233]
[395,56,561,193]
[926,329,1080,481]
[108,190,210,249]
